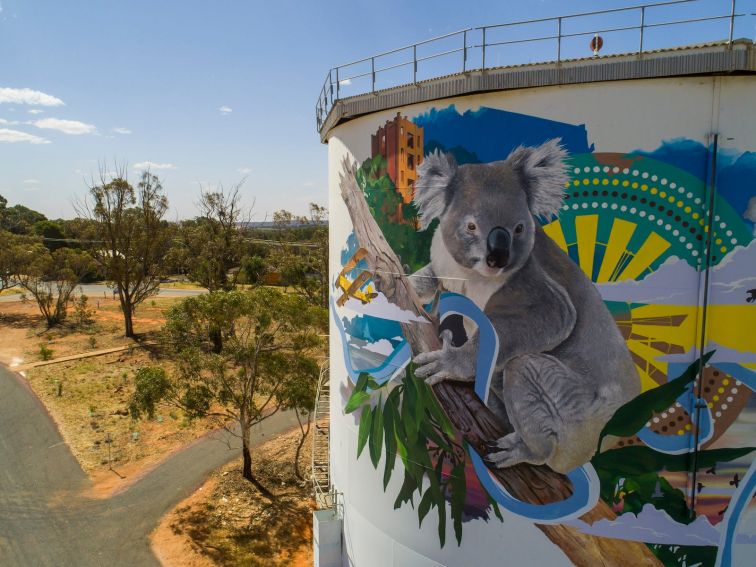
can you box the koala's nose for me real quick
[486,227,511,269]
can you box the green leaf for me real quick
[437,489,447,548]
[344,391,370,414]
[417,489,434,527]
[355,373,370,393]
[383,395,398,489]
[357,406,372,459]
[369,402,384,468]
[599,352,714,445]
[394,469,418,509]
[450,462,467,546]
[592,445,755,476]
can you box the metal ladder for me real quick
[312,360,334,509]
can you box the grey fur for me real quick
[411,139,640,473]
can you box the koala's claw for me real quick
[484,434,528,469]
[413,331,469,385]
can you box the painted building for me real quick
[371,112,424,204]
[315,7,756,567]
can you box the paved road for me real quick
[0,364,297,566]
[0,284,206,303]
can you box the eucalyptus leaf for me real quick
[418,489,434,527]
[344,391,370,414]
[383,395,398,489]
[357,406,372,459]
[369,402,384,468]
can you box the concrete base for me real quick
[313,509,342,567]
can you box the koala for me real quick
[410,139,640,474]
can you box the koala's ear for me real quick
[507,138,569,218]
[414,150,457,230]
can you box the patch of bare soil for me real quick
[152,428,314,567]
[0,296,220,490]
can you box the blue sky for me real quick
[0,0,751,220]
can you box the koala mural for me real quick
[410,139,641,473]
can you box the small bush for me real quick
[39,343,54,361]
[88,336,98,349]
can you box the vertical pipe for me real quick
[371,57,375,93]
[335,67,340,100]
[556,17,562,64]
[463,30,468,72]
[328,69,333,106]
[639,6,645,55]
[413,44,417,83]
[728,0,736,46]
[690,133,719,516]
[482,27,487,70]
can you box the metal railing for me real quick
[315,0,751,131]
[312,360,334,509]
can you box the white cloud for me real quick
[0,87,64,107]
[218,105,232,115]
[113,127,131,135]
[0,128,51,144]
[341,292,429,324]
[32,118,96,135]
[23,179,38,184]
[0,118,19,125]
[237,167,251,174]
[28,109,43,115]
[339,78,352,86]
[133,161,177,170]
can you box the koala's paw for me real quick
[413,330,475,386]
[484,433,531,469]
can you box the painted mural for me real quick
[332,105,756,566]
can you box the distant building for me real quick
[371,112,424,204]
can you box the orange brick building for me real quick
[371,112,424,203]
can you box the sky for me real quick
[0,0,752,221]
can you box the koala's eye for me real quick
[515,223,524,234]
[467,222,477,232]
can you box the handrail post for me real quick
[328,69,333,107]
[556,17,562,64]
[335,67,340,100]
[371,57,376,93]
[639,6,645,55]
[728,0,736,46]
[413,44,417,83]
[463,29,468,72]
[482,27,487,70]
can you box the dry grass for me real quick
[154,428,314,567]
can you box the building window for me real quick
[407,154,415,170]
[407,132,414,149]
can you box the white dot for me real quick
[661,178,668,185]
[572,204,579,210]
[611,203,618,210]
[679,187,686,194]
[735,380,742,386]
[694,198,702,205]
[584,166,591,173]
[649,214,655,221]
[692,250,699,257]
[726,397,733,402]
[646,421,651,427]
[673,229,680,236]
[612,166,620,173]
[658,219,664,226]
[632,169,639,176]
[592,202,598,208]
[715,215,721,221]
[665,224,671,230]
[653,417,660,423]
[731,238,737,244]
[731,387,738,394]
[662,412,668,419]
[687,192,693,199]
[630,207,637,214]
[622,168,629,175]
[679,235,686,242]
[642,172,649,179]
[574,167,581,174]
[715,411,722,418]
[726,230,732,236]
[721,404,728,410]
[669,407,676,414]
[562,205,569,211]
[582,203,588,209]
[602,166,610,173]
[593,166,601,173]
[651,175,658,182]
[640,211,647,217]
[621,205,628,212]
[686,243,693,249]
[601,202,608,209]
[719,223,726,229]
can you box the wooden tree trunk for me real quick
[338,159,662,567]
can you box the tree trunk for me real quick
[294,411,311,479]
[241,423,275,499]
[338,159,662,567]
